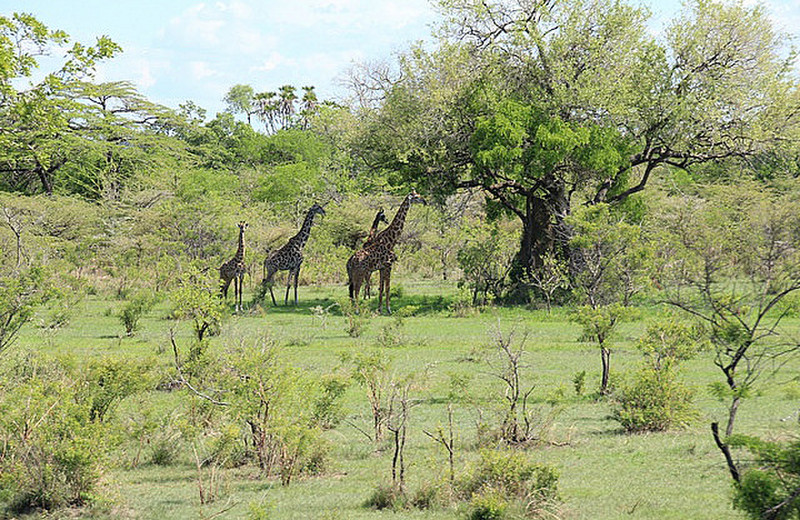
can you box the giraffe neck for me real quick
[381,197,411,248]
[368,214,382,239]
[234,227,245,262]
[293,209,318,248]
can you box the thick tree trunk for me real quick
[508,182,572,302]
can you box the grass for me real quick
[9,279,800,519]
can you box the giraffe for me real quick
[362,208,388,299]
[347,191,427,314]
[262,203,326,306]
[220,221,248,312]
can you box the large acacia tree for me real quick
[0,14,193,198]
[355,0,800,296]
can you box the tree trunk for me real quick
[600,345,611,395]
[507,181,572,302]
[726,395,740,437]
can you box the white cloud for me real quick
[190,61,218,79]
[250,51,286,72]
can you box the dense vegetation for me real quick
[1,1,800,518]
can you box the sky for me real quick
[3,0,800,119]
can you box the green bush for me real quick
[730,436,800,519]
[611,366,696,432]
[117,291,157,336]
[81,357,152,422]
[456,450,559,518]
[468,488,508,520]
[0,356,108,514]
[364,482,405,510]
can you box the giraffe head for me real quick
[238,221,249,232]
[309,203,326,218]
[376,208,389,225]
[407,190,427,206]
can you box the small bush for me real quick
[572,370,586,396]
[455,450,559,518]
[365,482,405,510]
[611,366,696,432]
[0,356,107,515]
[117,291,157,336]
[311,374,350,429]
[339,298,370,338]
[468,488,508,520]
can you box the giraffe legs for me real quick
[293,268,300,306]
[378,267,392,315]
[264,270,278,307]
[220,277,232,300]
[234,273,244,313]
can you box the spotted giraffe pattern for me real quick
[347,191,426,314]
[362,208,388,299]
[263,203,326,306]
[220,221,248,312]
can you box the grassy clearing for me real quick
[11,280,800,519]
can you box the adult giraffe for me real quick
[262,203,326,306]
[220,221,248,312]
[362,208,388,299]
[347,191,426,314]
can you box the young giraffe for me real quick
[362,208,389,299]
[219,221,248,312]
[347,191,426,314]
[262,203,326,306]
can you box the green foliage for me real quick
[467,489,508,520]
[0,355,108,514]
[0,266,56,355]
[117,290,157,336]
[611,365,696,433]
[215,339,331,484]
[612,317,700,432]
[637,314,703,369]
[339,297,370,338]
[572,371,586,397]
[81,357,153,422]
[365,482,406,511]
[171,264,227,342]
[311,373,350,429]
[456,450,560,519]
[457,221,518,305]
[729,437,800,519]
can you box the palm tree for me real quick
[277,85,297,129]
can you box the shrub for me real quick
[311,373,350,429]
[0,356,107,514]
[611,366,696,432]
[81,357,152,422]
[365,482,405,510]
[611,316,700,432]
[468,488,509,520]
[455,450,559,518]
[730,436,800,519]
[339,297,370,338]
[117,291,157,336]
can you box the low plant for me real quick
[611,316,700,432]
[0,356,108,515]
[339,297,370,338]
[455,450,560,519]
[117,291,157,336]
[364,482,406,511]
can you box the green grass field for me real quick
[13,280,800,519]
